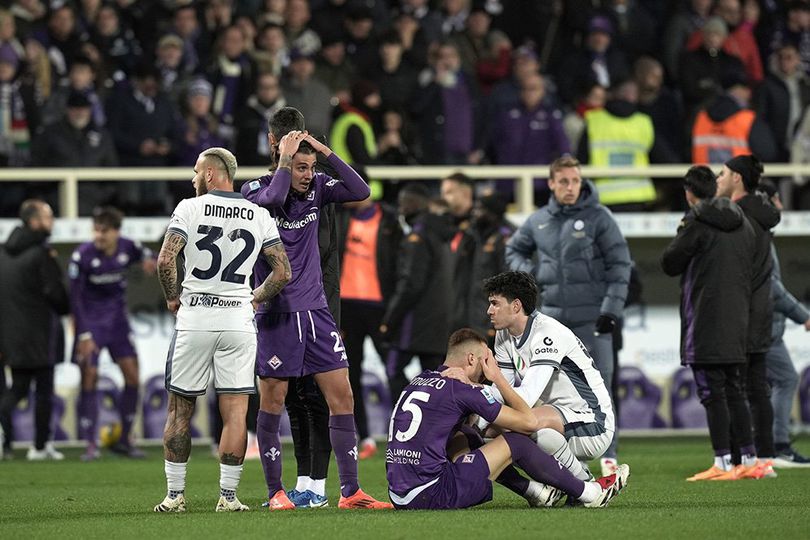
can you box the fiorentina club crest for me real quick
[268,355,282,370]
[265,447,280,461]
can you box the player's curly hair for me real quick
[483,271,538,315]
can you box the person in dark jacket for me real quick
[440,172,475,331]
[337,193,402,459]
[234,72,286,166]
[755,181,810,467]
[756,43,810,162]
[380,182,452,401]
[31,92,119,215]
[716,154,781,470]
[506,155,631,475]
[661,165,760,481]
[464,193,514,343]
[0,200,69,459]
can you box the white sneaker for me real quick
[26,442,64,461]
[154,494,187,513]
[215,496,249,512]
[524,480,564,508]
[600,457,618,477]
[585,464,630,508]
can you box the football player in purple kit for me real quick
[386,329,630,510]
[69,206,156,460]
[242,108,392,510]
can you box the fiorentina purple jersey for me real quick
[241,153,370,313]
[386,367,502,495]
[68,237,152,334]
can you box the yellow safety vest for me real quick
[329,111,382,200]
[586,108,656,206]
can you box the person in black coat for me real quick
[661,165,758,480]
[337,195,402,457]
[380,183,452,400]
[0,200,69,459]
[716,155,781,465]
[464,193,515,343]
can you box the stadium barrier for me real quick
[1,163,810,218]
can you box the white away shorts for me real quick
[165,330,257,396]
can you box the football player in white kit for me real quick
[477,271,615,484]
[154,147,292,513]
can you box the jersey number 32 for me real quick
[191,224,255,284]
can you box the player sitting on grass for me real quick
[386,328,629,510]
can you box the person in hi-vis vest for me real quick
[577,80,656,209]
[691,71,777,165]
[329,80,383,199]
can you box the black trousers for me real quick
[742,352,776,458]
[285,375,331,480]
[386,350,443,404]
[0,366,54,451]
[692,363,753,455]
[341,300,387,440]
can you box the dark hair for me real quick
[483,271,537,315]
[549,155,580,180]
[447,328,487,351]
[399,182,431,199]
[295,140,316,155]
[92,206,124,229]
[684,165,717,200]
[442,172,474,190]
[19,199,45,225]
[269,106,305,140]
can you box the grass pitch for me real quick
[1,436,808,540]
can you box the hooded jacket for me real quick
[0,226,69,368]
[737,193,781,354]
[770,244,810,340]
[506,180,631,326]
[661,197,756,364]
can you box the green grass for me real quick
[2,437,809,539]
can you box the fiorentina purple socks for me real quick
[502,432,585,498]
[329,414,360,497]
[457,425,530,495]
[257,410,283,496]
[119,385,138,443]
[78,389,99,444]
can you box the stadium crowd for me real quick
[3,0,810,214]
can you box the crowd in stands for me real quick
[2,0,810,216]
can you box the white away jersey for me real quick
[494,312,615,434]
[167,190,281,332]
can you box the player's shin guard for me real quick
[329,414,359,498]
[120,385,138,443]
[502,432,585,498]
[78,389,99,444]
[535,428,590,480]
[257,410,283,496]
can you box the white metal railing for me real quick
[0,163,809,217]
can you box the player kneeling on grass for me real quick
[153,147,292,513]
[470,271,616,484]
[385,329,629,510]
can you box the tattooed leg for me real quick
[163,392,196,463]
[218,394,249,465]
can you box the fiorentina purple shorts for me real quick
[391,449,493,510]
[72,313,137,366]
[255,308,348,379]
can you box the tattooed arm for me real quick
[252,243,292,308]
[157,231,187,315]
